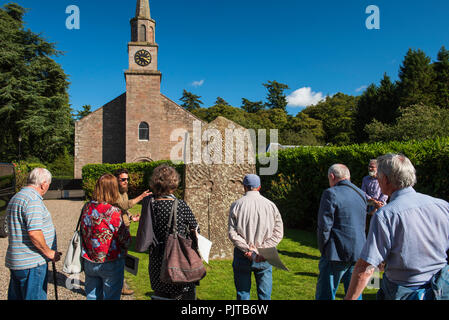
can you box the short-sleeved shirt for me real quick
[81,201,130,263]
[5,187,57,270]
[360,187,449,287]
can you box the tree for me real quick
[354,74,399,142]
[241,98,265,113]
[263,80,289,112]
[214,97,230,106]
[433,46,449,109]
[180,89,203,112]
[397,49,435,108]
[365,104,449,142]
[302,93,358,145]
[0,3,72,163]
[73,105,92,121]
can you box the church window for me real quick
[139,24,147,42]
[139,122,149,141]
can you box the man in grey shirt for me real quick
[228,174,284,300]
[345,153,449,300]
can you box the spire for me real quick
[136,0,150,19]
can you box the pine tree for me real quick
[241,98,265,113]
[433,46,449,109]
[397,49,435,108]
[263,80,289,112]
[180,89,203,112]
[0,3,72,162]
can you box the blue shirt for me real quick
[361,175,388,203]
[5,187,57,270]
[360,187,449,287]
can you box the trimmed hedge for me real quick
[82,161,185,200]
[258,138,449,231]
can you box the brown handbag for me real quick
[160,198,206,284]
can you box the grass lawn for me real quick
[125,205,378,300]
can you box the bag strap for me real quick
[166,198,179,238]
[76,202,89,231]
[341,183,366,203]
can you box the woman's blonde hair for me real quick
[149,164,180,197]
[92,174,119,204]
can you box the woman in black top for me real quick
[148,164,199,300]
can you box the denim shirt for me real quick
[360,187,449,287]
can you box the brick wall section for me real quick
[103,93,126,164]
[74,93,126,179]
[74,107,103,179]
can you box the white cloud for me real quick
[286,87,325,107]
[191,80,205,87]
[355,85,368,93]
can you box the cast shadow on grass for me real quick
[278,250,320,261]
[294,271,319,278]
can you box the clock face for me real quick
[134,49,152,67]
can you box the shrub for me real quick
[82,161,185,200]
[13,161,47,192]
[258,137,449,231]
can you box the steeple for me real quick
[135,0,151,19]
[130,0,155,43]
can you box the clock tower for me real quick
[125,0,162,162]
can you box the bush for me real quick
[258,137,449,231]
[13,161,47,192]
[82,161,185,200]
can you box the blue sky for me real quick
[2,0,449,116]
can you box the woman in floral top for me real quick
[81,174,130,300]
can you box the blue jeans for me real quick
[8,263,48,300]
[232,248,272,300]
[316,256,362,300]
[83,258,125,300]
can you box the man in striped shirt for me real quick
[5,168,61,300]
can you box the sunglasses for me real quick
[119,178,129,182]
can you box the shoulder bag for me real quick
[160,198,206,284]
[63,202,87,274]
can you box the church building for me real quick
[74,0,204,178]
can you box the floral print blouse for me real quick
[81,201,130,263]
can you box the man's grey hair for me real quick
[376,153,416,189]
[27,168,52,187]
[369,159,377,165]
[328,164,350,180]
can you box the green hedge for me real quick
[258,138,449,231]
[13,161,47,192]
[82,161,185,200]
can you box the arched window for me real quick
[139,24,147,42]
[139,122,149,141]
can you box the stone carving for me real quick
[184,117,256,259]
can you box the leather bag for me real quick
[160,198,206,284]
[63,203,87,274]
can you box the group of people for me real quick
[4,153,449,301]
[316,154,449,300]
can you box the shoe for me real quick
[122,280,134,295]
[122,287,134,295]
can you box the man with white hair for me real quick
[5,168,61,300]
[361,159,388,215]
[316,164,367,300]
[345,154,449,300]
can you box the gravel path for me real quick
[0,199,135,300]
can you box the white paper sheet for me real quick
[196,232,212,264]
[257,247,289,271]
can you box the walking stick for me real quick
[52,260,59,301]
